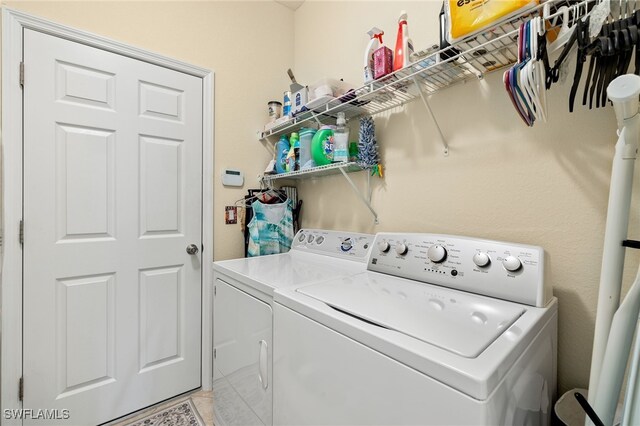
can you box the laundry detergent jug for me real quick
[311,126,336,166]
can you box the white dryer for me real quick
[212,229,374,426]
[273,232,558,425]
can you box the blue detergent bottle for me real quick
[275,135,290,174]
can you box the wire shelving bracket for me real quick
[262,162,379,224]
[412,77,449,156]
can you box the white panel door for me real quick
[23,29,203,425]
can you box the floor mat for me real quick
[125,398,204,426]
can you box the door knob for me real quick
[186,244,199,255]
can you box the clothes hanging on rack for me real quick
[247,198,294,257]
[239,188,288,257]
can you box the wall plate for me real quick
[225,206,237,224]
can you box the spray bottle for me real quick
[364,27,384,84]
[393,11,414,71]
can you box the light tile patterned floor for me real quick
[108,390,214,426]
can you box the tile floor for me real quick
[109,389,214,426]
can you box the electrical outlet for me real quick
[225,206,237,224]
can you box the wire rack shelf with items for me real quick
[258,0,592,155]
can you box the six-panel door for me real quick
[23,29,203,425]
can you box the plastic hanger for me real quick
[569,17,590,112]
[522,19,542,122]
[546,6,574,53]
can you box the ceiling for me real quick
[274,0,305,11]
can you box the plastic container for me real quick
[349,141,359,162]
[308,79,354,101]
[333,113,349,163]
[283,91,292,117]
[393,11,414,71]
[286,133,300,172]
[311,126,336,166]
[268,101,282,122]
[275,135,290,174]
[299,128,317,169]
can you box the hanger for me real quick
[578,0,640,110]
[234,183,288,209]
[523,17,548,122]
[546,6,574,53]
[569,16,590,112]
[505,17,551,126]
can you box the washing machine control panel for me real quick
[368,233,549,307]
[293,229,374,263]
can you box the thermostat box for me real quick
[221,169,244,187]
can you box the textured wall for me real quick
[4,0,640,401]
[292,1,640,395]
[2,0,295,262]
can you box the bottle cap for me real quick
[337,112,346,126]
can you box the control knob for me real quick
[341,238,353,252]
[298,233,306,242]
[473,252,491,267]
[502,256,522,272]
[395,243,408,256]
[427,245,447,263]
[378,241,391,253]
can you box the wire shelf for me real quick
[258,0,589,141]
[262,162,365,182]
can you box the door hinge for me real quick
[18,377,23,401]
[19,220,24,247]
[19,62,24,87]
[213,348,216,359]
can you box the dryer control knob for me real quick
[298,233,306,242]
[341,239,353,252]
[473,252,491,267]
[502,256,522,272]
[395,243,408,256]
[427,245,447,263]
[378,241,391,253]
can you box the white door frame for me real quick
[1,8,215,420]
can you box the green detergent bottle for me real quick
[311,125,336,166]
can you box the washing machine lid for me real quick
[213,251,366,296]
[297,273,526,358]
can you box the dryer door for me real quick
[213,278,272,425]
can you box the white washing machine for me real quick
[273,232,558,425]
[212,229,374,426]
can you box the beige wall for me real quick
[293,1,640,396]
[4,0,638,402]
[2,0,294,261]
